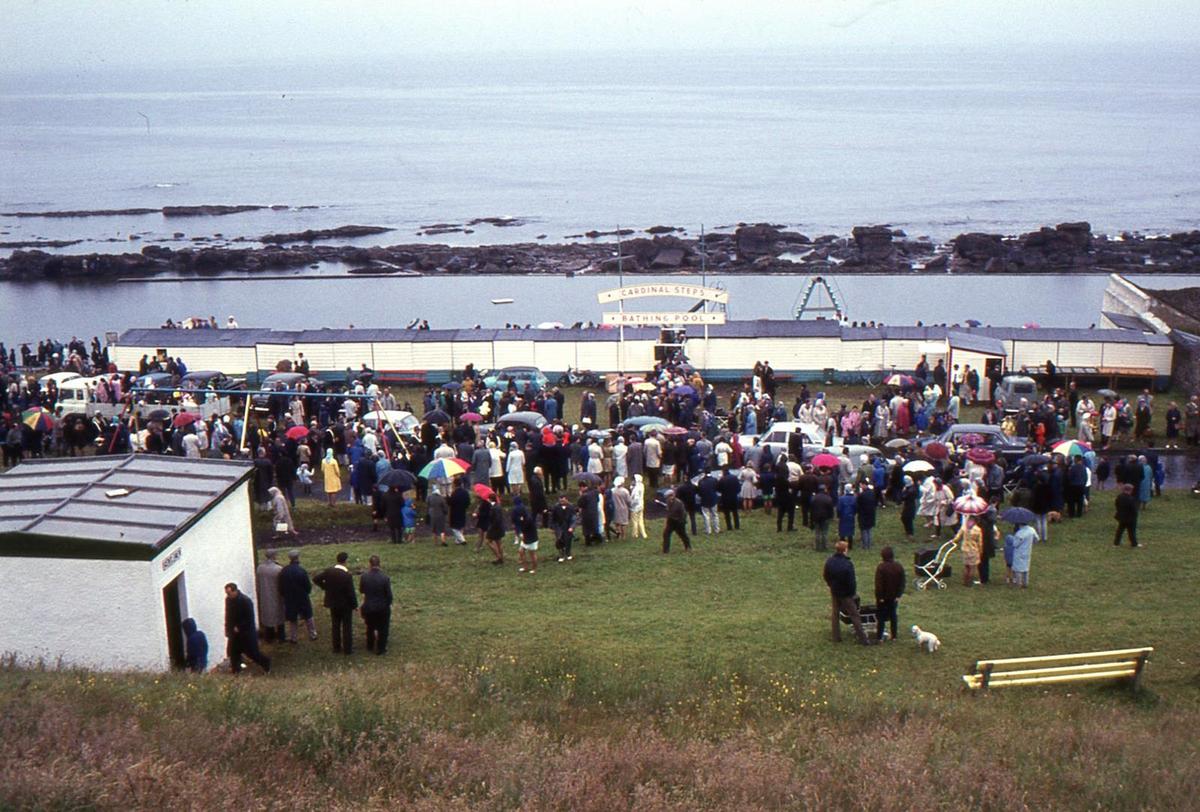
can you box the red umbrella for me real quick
[452,457,473,471]
[472,483,495,499]
[811,452,840,468]
[171,412,200,429]
[661,426,688,436]
[923,441,949,460]
[966,447,996,465]
[285,425,309,441]
[460,412,483,423]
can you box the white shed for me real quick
[0,455,255,672]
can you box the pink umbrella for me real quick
[460,412,483,423]
[811,452,840,468]
[954,493,989,515]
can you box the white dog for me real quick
[911,625,941,653]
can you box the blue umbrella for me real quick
[1000,507,1037,525]
[673,384,696,397]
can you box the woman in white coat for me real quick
[628,473,647,539]
[506,442,526,495]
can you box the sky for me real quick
[3,0,1198,73]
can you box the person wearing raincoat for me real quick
[950,516,983,586]
[321,448,341,506]
[836,484,858,544]
[1007,522,1038,587]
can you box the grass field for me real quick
[2,488,1198,810]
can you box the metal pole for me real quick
[617,226,625,377]
[701,224,708,373]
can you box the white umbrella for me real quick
[536,321,564,329]
[903,460,934,474]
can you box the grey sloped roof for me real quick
[947,330,1007,355]
[0,456,252,560]
[118,327,282,348]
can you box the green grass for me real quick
[3,490,1198,809]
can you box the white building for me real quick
[0,455,255,672]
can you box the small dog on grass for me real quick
[911,625,941,653]
[1046,510,1063,524]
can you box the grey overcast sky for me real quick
[3,0,1198,72]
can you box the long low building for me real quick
[111,316,1175,390]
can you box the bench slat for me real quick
[979,669,1137,688]
[976,647,1151,669]
[979,660,1140,680]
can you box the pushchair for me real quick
[913,540,956,590]
[838,596,880,639]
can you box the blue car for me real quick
[482,366,549,393]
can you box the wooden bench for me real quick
[962,647,1152,692]
[373,370,428,385]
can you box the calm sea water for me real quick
[2,47,1199,255]
[2,48,1198,343]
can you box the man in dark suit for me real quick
[224,583,271,674]
[313,551,358,654]
[359,555,394,655]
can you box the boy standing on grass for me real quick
[511,495,539,573]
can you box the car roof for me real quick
[498,366,540,373]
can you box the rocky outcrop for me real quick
[162,205,270,217]
[258,225,393,243]
[4,221,1199,281]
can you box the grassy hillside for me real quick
[2,489,1198,810]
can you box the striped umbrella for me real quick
[22,407,55,432]
[954,493,990,515]
[1051,439,1090,457]
[419,458,468,480]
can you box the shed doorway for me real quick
[163,574,186,669]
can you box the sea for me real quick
[2,46,1199,341]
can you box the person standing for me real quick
[1113,483,1139,548]
[359,555,393,655]
[629,474,647,539]
[823,541,870,645]
[1008,522,1038,587]
[610,477,631,540]
[873,547,905,641]
[550,493,578,562]
[506,442,526,495]
[835,484,857,545]
[698,470,720,535]
[718,467,741,530]
[313,552,358,655]
[427,487,448,545]
[857,483,877,550]
[810,485,834,551]
[321,448,341,506]
[224,583,271,674]
[950,516,983,586]
[644,431,663,490]
[448,478,470,545]
[254,550,286,642]
[511,496,539,573]
[279,549,318,643]
[662,488,692,553]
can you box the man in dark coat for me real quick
[856,483,877,550]
[359,555,394,655]
[662,488,692,553]
[873,547,905,641]
[550,493,578,562]
[1113,483,1139,547]
[279,549,317,643]
[224,583,271,674]
[810,485,835,551]
[675,475,699,536]
[718,468,741,530]
[774,454,796,532]
[313,551,358,655]
[448,479,471,544]
[823,541,870,644]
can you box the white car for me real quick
[756,421,880,472]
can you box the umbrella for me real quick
[573,472,602,486]
[285,425,309,441]
[884,373,914,388]
[923,441,949,460]
[472,482,495,499]
[1096,388,1118,399]
[441,381,463,390]
[172,412,200,429]
[424,409,451,425]
[811,452,840,468]
[460,412,483,423]
[419,458,467,480]
[965,319,982,327]
[451,458,473,471]
[536,321,564,329]
[1051,439,1090,457]
[22,407,55,432]
[672,384,696,397]
[378,468,417,491]
[587,428,612,439]
[956,433,985,447]
[1022,453,1050,467]
[661,426,688,436]
[954,493,989,515]
[633,381,657,392]
[903,460,934,474]
[966,447,996,465]
[146,408,170,422]
[884,438,910,449]
[1001,506,1038,525]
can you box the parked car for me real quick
[482,366,549,394]
[360,409,421,441]
[252,372,324,408]
[756,421,880,472]
[179,370,246,393]
[921,423,1028,462]
[495,411,549,431]
[133,371,180,404]
[993,375,1038,413]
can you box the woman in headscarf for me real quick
[268,486,296,535]
[1006,521,1038,588]
[629,473,647,539]
[899,475,918,542]
[610,476,631,540]
[321,448,341,506]
[506,441,526,495]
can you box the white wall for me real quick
[0,482,254,672]
[150,481,256,671]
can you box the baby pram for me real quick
[838,596,880,639]
[913,540,956,590]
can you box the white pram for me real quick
[913,539,957,590]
